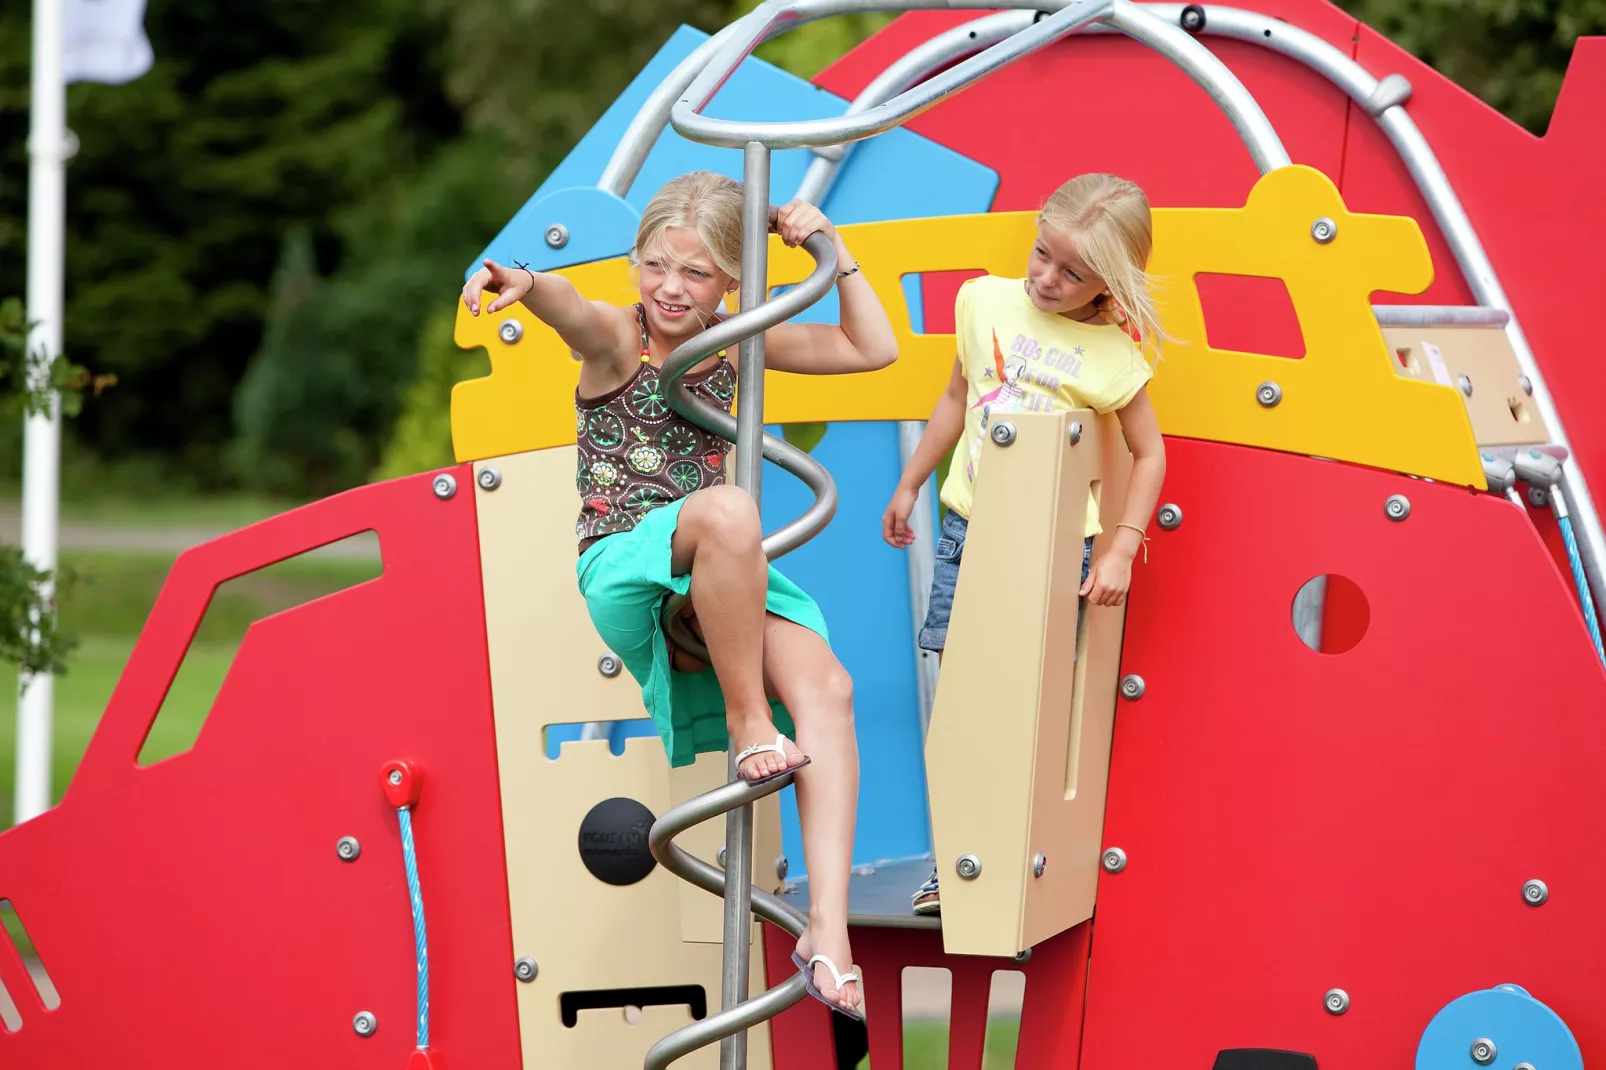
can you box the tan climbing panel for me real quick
[473,445,781,1069]
[1384,324,1550,447]
[924,410,1132,958]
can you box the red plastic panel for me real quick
[1083,438,1606,1067]
[0,468,520,1070]
[766,923,1089,1070]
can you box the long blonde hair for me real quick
[1038,173,1164,354]
[629,171,745,283]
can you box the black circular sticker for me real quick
[577,797,658,886]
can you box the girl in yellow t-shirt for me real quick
[881,172,1168,916]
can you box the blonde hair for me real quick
[630,170,745,282]
[1038,173,1164,355]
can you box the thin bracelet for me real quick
[1115,522,1150,564]
[513,258,537,289]
[837,263,860,278]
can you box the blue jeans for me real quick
[917,511,1094,653]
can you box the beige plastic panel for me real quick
[474,446,779,1069]
[1384,325,1550,446]
[924,410,1132,958]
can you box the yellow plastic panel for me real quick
[451,165,1482,486]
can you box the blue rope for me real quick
[397,805,430,1049]
[1558,514,1606,666]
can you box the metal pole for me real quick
[718,140,773,1070]
[15,0,67,826]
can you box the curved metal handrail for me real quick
[644,776,811,1070]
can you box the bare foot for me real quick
[796,925,862,1016]
[729,715,808,782]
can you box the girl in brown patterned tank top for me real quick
[460,171,897,1021]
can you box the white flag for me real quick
[63,0,154,86]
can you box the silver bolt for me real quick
[1520,374,1533,396]
[388,769,403,786]
[1311,217,1337,244]
[597,653,622,678]
[515,957,539,983]
[1522,878,1549,905]
[477,466,502,491]
[1384,494,1411,521]
[717,846,727,868]
[990,421,1017,447]
[1032,852,1047,878]
[1256,381,1283,407]
[498,318,523,345]
[1067,421,1082,446]
[1457,373,1474,397]
[956,854,982,880]
[1470,1038,1496,1065]
[545,223,569,249]
[353,1011,378,1037]
[432,473,458,500]
[1515,1063,1536,1070]
[1324,988,1350,1015]
[1012,948,1033,964]
[1157,503,1182,531]
[1527,485,1550,509]
[1119,674,1146,700]
[1101,847,1128,873]
[336,836,361,861]
[775,855,789,880]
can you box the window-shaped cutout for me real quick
[137,533,382,766]
[0,899,59,1020]
[0,970,18,1032]
[901,270,988,335]
[1063,479,1102,801]
[982,969,1026,1069]
[1394,346,1419,373]
[1195,273,1306,359]
[560,985,705,1027]
[902,965,952,1066]
[542,719,659,759]
[1508,395,1531,425]
[1291,574,1369,655]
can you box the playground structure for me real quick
[3,0,1606,1067]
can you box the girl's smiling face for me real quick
[637,226,735,343]
[1025,224,1106,316]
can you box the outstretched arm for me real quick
[462,259,628,363]
[883,358,968,547]
[762,202,899,375]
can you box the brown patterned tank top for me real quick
[574,304,735,551]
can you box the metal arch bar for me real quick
[1372,304,1510,328]
[670,0,1291,174]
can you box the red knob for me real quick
[380,759,423,809]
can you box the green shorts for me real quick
[575,497,830,768]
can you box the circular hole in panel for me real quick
[1291,574,1369,654]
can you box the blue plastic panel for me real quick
[1415,984,1583,1070]
[503,24,998,870]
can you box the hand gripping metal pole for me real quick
[646,147,841,1069]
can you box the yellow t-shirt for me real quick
[938,275,1154,537]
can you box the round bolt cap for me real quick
[388,769,403,786]
[1384,494,1411,521]
[432,472,458,500]
[775,855,789,880]
[1527,485,1550,509]
[1032,852,1047,878]
[1311,217,1337,244]
[1068,421,1082,446]
[1457,373,1474,397]
[477,466,502,491]
[1101,847,1127,873]
[1119,674,1146,700]
[498,318,524,345]
[1522,878,1549,905]
[1515,1063,1537,1070]
[1157,503,1182,531]
[1179,3,1206,31]
[1324,988,1350,1015]
[336,836,361,862]
[1256,381,1283,407]
[515,956,539,982]
[956,853,982,880]
[1519,374,1533,396]
[353,1011,378,1037]
[597,653,622,678]
[717,845,727,869]
[545,223,569,249]
[990,421,1017,447]
[1470,1037,1496,1065]
[1012,948,1033,964]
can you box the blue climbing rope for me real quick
[396,805,430,1050]
[1558,514,1606,666]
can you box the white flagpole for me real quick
[16,0,67,825]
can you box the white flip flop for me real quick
[732,733,811,786]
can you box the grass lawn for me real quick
[856,1020,1022,1069]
